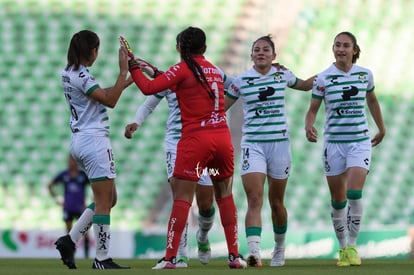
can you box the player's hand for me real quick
[124,122,139,139]
[119,35,135,59]
[134,57,163,78]
[371,131,385,147]
[118,46,129,75]
[305,126,318,142]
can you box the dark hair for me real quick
[65,30,100,71]
[334,31,360,63]
[178,26,214,99]
[251,34,276,54]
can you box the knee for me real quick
[197,200,213,213]
[270,199,284,211]
[247,194,263,209]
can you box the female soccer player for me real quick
[55,30,131,269]
[225,34,314,267]
[122,26,246,269]
[305,31,385,266]
[124,55,234,266]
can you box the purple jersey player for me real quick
[48,155,90,258]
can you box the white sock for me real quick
[177,222,188,258]
[347,199,363,246]
[69,207,93,243]
[247,235,261,255]
[94,223,111,261]
[197,210,215,243]
[331,206,347,249]
[274,233,286,249]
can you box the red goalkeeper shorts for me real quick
[173,129,234,182]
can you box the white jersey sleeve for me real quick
[216,66,234,90]
[134,95,163,125]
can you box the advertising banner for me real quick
[0,229,133,258]
[0,228,411,259]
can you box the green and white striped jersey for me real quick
[312,63,374,143]
[62,65,108,136]
[154,90,181,142]
[227,66,297,143]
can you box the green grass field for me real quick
[0,258,413,275]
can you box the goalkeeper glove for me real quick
[134,57,163,78]
[119,35,162,77]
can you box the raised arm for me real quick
[89,46,130,108]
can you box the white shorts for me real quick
[70,134,116,181]
[240,141,291,179]
[165,138,212,186]
[322,140,372,176]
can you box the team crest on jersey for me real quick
[274,72,282,83]
[110,161,116,174]
[324,160,330,172]
[358,72,367,83]
[167,163,173,174]
[230,83,239,93]
[316,85,325,93]
[242,159,250,171]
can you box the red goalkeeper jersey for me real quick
[130,55,228,136]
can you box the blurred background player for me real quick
[48,154,90,258]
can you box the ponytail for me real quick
[66,30,100,71]
[178,27,215,99]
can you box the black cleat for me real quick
[55,235,77,269]
[92,258,131,269]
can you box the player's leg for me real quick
[55,211,79,269]
[344,141,371,266]
[239,143,267,267]
[71,209,90,259]
[267,141,291,267]
[210,133,246,269]
[153,178,196,270]
[165,145,190,268]
[242,172,265,267]
[327,174,348,266]
[323,143,350,266]
[169,178,189,268]
[268,176,288,267]
[65,216,73,234]
[67,204,94,245]
[213,176,246,269]
[195,179,215,264]
[346,169,367,266]
[83,232,90,259]
[90,179,128,269]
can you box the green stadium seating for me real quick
[0,0,248,230]
[0,0,412,233]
